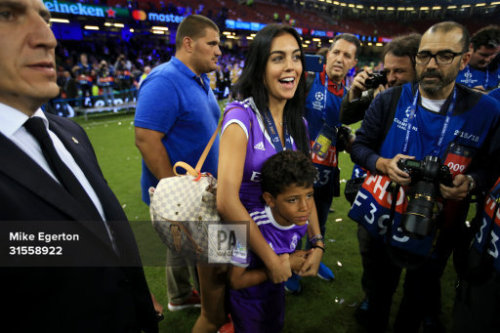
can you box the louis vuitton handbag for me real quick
[149,122,222,262]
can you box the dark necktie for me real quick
[24,117,103,221]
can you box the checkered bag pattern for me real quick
[149,173,220,261]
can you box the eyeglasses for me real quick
[415,51,464,65]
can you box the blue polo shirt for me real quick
[134,57,220,204]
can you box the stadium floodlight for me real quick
[492,2,500,5]
[376,43,383,47]
[447,5,457,9]
[432,6,442,10]
[377,6,385,10]
[462,4,471,8]
[340,2,347,7]
[84,25,99,30]
[356,5,363,9]
[397,7,405,11]
[475,3,486,6]
[421,6,429,10]
[50,18,70,24]
[152,26,169,31]
[333,1,340,5]
[387,6,395,10]
[406,7,415,11]
[152,30,164,35]
[114,23,124,28]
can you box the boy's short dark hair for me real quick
[261,151,318,197]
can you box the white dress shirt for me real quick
[0,103,106,221]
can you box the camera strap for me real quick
[403,87,457,157]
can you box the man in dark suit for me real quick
[0,1,158,331]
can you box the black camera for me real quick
[336,125,353,152]
[364,70,388,89]
[397,156,453,238]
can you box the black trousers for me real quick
[357,225,450,333]
[453,273,500,333]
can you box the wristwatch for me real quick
[465,175,476,192]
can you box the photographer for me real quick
[349,22,500,332]
[456,25,500,92]
[284,34,360,292]
[96,60,114,107]
[339,33,421,125]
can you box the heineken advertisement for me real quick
[43,0,130,18]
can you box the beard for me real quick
[417,66,459,96]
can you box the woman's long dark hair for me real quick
[232,24,310,155]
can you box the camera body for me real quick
[336,125,353,152]
[364,70,388,89]
[397,156,453,238]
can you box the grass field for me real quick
[75,111,458,333]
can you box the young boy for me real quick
[229,150,320,333]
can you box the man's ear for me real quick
[460,51,471,70]
[183,36,194,53]
[262,192,276,208]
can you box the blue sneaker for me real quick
[317,262,335,281]
[284,273,302,294]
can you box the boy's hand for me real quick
[298,247,323,277]
[289,250,308,273]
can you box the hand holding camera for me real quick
[348,69,388,102]
[397,156,453,238]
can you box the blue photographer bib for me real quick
[472,178,500,272]
[349,83,500,256]
[456,65,499,91]
[305,72,344,188]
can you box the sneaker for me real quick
[217,314,234,333]
[284,273,302,294]
[317,262,335,281]
[167,290,201,311]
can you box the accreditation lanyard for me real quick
[320,72,330,121]
[402,87,457,157]
[262,108,293,152]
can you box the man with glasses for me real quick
[348,21,500,332]
[456,25,500,92]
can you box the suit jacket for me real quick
[0,112,158,332]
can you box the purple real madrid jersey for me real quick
[222,98,298,212]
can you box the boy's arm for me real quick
[229,265,268,290]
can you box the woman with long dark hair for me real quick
[217,24,324,329]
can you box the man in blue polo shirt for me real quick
[134,14,221,317]
[456,25,500,92]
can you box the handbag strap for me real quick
[194,120,223,172]
[173,107,237,177]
